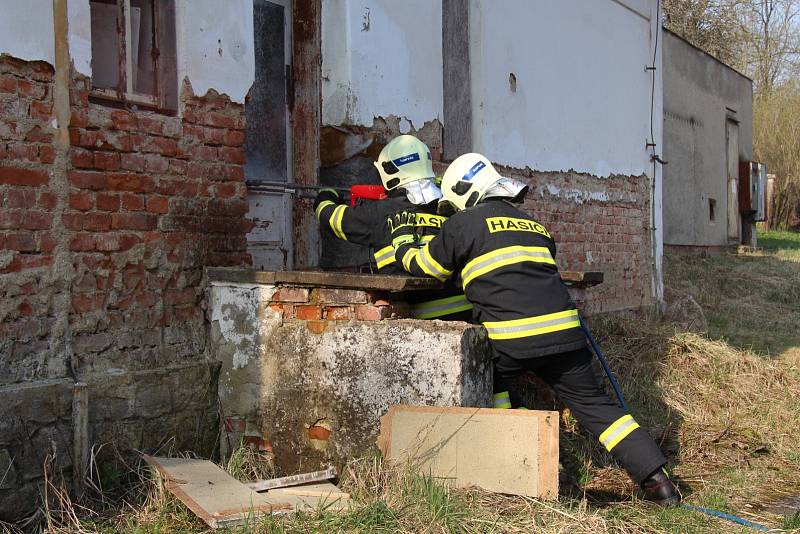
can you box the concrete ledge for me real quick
[208,268,604,290]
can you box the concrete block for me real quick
[378,405,559,499]
[209,280,492,474]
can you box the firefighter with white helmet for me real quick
[313,135,472,320]
[389,152,680,504]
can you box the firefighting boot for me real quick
[640,468,681,506]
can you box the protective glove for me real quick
[387,211,418,249]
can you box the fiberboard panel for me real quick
[378,405,559,499]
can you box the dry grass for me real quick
[28,233,800,533]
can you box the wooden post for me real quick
[72,382,89,498]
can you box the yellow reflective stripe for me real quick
[330,205,348,241]
[461,245,555,288]
[493,391,512,409]
[417,245,452,281]
[410,294,473,319]
[374,245,396,269]
[483,309,580,340]
[402,248,419,271]
[315,200,336,220]
[419,235,435,244]
[599,414,640,452]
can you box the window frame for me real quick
[89,0,177,111]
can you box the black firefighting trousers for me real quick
[493,346,667,485]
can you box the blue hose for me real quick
[579,316,770,532]
[681,505,770,532]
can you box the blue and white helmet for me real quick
[439,153,527,213]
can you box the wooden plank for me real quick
[207,268,441,292]
[144,456,292,529]
[267,482,351,513]
[377,405,559,499]
[269,482,350,499]
[247,467,337,492]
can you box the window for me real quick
[709,198,716,222]
[89,0,177,111]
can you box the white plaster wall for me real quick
[469,0,656,179]
[176,0,255,103]
[322,0,443,128]
[0,0,55,64]
[68,0,92,76]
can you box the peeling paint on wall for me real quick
[0,0,55,64]
[321,0,443,127]
[177,0,255,104]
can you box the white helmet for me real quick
[373,135,435,191]
[439,153,528,213]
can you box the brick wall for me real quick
[0,54,251,518]
[509,168,654,314]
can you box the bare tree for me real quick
[736,0,800,94]
[662,0,746,67]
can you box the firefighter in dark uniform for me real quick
[313,135,472,321]
[388,152,680,504]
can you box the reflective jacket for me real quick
[313,189,473,320]
[395,198,586,358]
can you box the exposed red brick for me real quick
[222,129,245,147]
[6,189,37,209]
[354,305,392,321]
[111,110,137,131]
[5,233,37,252]
[24,126,52,143]
[70,148,94,168]
[111,212,157,231]
[69,192,94,211]
[15,146,38,165]
[7,144,39,162]
[218,146,245,164]
[215,182,237,198]
[324,306,352,320]
[38,145,54,164]
[146,195,169,214]
[72,294,103,313]
[18,79,46,99]
[40,233,56,253]
[307,425,332,441]
[38,192,57,209]
[120,153,146,172]
[0,167,49,187]
[68,170,105,190]
[272,288,310,303]
[69,233,96,251]
[294,305,322,321]
[120,193,144,211]
[305,320,328,334]
[93,151,120,170]
[314,288,369,304]
[17,302,33,316]
[29,101,52,121]
[138,115,164,135]
[0,74,18,93]
[105,172,155,193]
[96,193,120,211]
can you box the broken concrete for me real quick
[208,280,492,474]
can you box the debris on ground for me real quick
[144,456,348,529]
